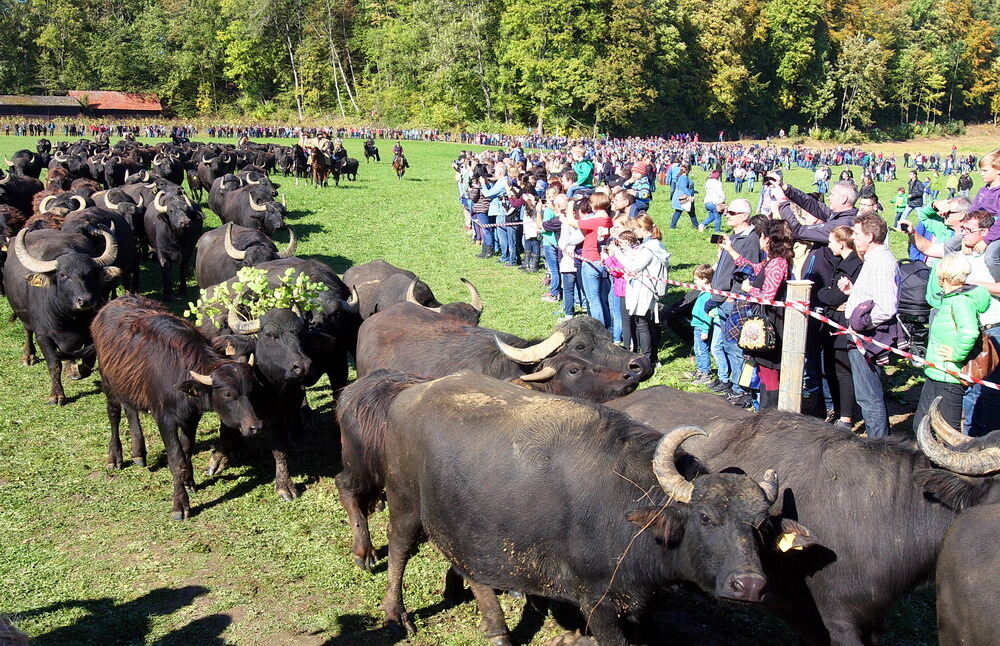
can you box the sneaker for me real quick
[833,420,853,431]
[709,380,732,394]
[702,376,722,389]
[541,293,560,303]
[825,408,837,424]
[727,391,755,409]
[694,372,715,386]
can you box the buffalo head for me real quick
[12,228,120,311]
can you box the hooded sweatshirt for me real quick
[923,284,991,384]
[618,239,671,319]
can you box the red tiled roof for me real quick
[68,90,162,111]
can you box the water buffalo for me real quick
[92,295,261,520]
[331,157,359,185]
[355,302,653,381]
[608,391,1000,646]
[0,170,44,215]
[219,185,286,236]
[61,207,140,293]
[194,222,297,288]
[196,152,236,196]
[151,152,185,185]
[374,275,483,324]
[338,371,814,645]
[343,259,416,319]
[207,174,243,217]
[4,149,48,178]
[0,204,28,294]
[3,228,120,404]
[144,189,203,298]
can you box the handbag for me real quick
[960,330,1000,384]
[737,304,778,351]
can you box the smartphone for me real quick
[898,221,913,233]
[710,234,725,244]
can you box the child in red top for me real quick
[564,193,614,327]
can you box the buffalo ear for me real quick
[102,266,122,282]
[157,211,170,223]
[627,505,686,546]
[774,518,819,552]
[210,335,256,359]
[26,273,52,287]
[177,380,209,397]
[913,468,988,512]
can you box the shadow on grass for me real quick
[303,254,354,275]
[23,585,213,646]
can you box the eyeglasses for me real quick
[960,226,984,235]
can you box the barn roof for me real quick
[68,90,162,112]
[0,95,82,108]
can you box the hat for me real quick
[631,162,651,176]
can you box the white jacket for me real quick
[704,177,726,206]
[619,239,671,319]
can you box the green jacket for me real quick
[913,204,951,243]
[573,159,595,188]
[892,193,908,211]
[924,284,991,383]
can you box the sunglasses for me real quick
[725,210,749,216]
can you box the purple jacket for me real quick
[975,184,1000,243]
[848,300,906,363]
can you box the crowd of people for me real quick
[454,142,1000,438]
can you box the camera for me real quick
[710,233,725,244]
[898,221,913,233]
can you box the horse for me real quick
[392,154,408,179]
[364,141,380,163]
[307,147,331,187]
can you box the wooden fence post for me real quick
[778,280,813,413]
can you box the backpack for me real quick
[897,259,931,316]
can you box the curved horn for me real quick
[103,191,119,211]
[929,402,974,449]
[405,278,442,312]
[39,194,56,214]
[247,174,261,185]
[183,194,193,209]
[153,154,164,165]
[135,194,144,209]
[277,226,297,258]
[71,195,87,212]
[247,193,267,212]
[93,228,118,267]
[652,425,708,504]
[917,398,1000,475]
[281,193,286,207]
[123,169,130,182]
[228,309,261,334]
[13,229,58,273]
[154,192,168,213]
[460,277,483,313]
[247,352,255,367]
[223,223,246,260]
[347,285,359,309]
[189,370,213,386]
[202,155,210,163]
[495,331,567,365]
[2,154,9,166]
[0,170,10,184]
[758,469,779,506]
[518,366,557,382]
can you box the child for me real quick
[691,264,716,385]
[892,186,907,225]
[972,149,1000,280]
[571,145,595,191]
[521,193,541,272]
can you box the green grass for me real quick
[0,136,935,644]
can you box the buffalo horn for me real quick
[2,154,10,166]
[248,193,267,212]
[124,169,130,182]
[223,223,246,260]
[405,278,441,312]
[281,193,286,207]
[202,155,210,164]
[0,170,10,184]
[189,370,214,386]
[495,331,567,365]
[247,174,261,185]
[13,229,58,273]
[103,191,119,211]
[93,228,118,267]
[917,397,1000,475]
[71,196,87,212]
[154,192,168,213]
[153,154,163,165]
[228,309,261,334]
[758,469,779,505]
[929,402,974,449]
[460,277,483,313]
[518,366,557,382]
[277,226,297,259]
[38,194,56,214]
[248,353,255,367]
[652,425,708,504]
[183,194,193,209]
[136,194,144,209]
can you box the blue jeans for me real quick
[610,290,623,343]
[543,245,561,297]
[580,261,611,327]
[670,208,698,229]
[701,203,722,231]
[524,237,540,258]
[630,199,650,218]
[735,179,744,192]
[848,348,889,438]
[497,218,513,263]
[710,302,745,394]
[476,213,494,248]
[963,327,1000,436]
[693,329,712,374]
[561,270,579,316]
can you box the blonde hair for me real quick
[633,213,662,240]
[589,192,612,213]
[937,253,972,286]
[980,148,1000,171]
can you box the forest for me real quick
[2,0,1000,135]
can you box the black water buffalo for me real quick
[5,149,48,178]
[608,391,1000,646]
[343,259,416,318]
[331,157,359,185]
[194,222,297,288]
[0,204,27,294]
[196,152,236,195]
[336,357,641,570]
[219,185,286,236]
[207,174,243,217]
[103,155,145,188]
[61,207,140,293]
[151,151,185,185]
[0,170,44,214]
[199,307,321,501]
[144,190,203,298]
[337,371,814,645]
[356,302,653,381]
[92,295,261,520]
[373,275,484,324]
[3,228,120,404]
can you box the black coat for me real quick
[816,252,863,349]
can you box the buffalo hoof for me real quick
[47,394,66,406]
[385,615,416,638]
[108,458,123,470]
[353,551,377,572]
[63,363,81,380]
[374,498,386,513]
[133,457,146,468]
[276,483,299,502]
[170,509,190,521]
[21,354,37,366]
[205,452,230,476]
[544,632,598,646]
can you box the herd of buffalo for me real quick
[1,136,998,645]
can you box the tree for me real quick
[834,32,889,130]
[757,0,828,112]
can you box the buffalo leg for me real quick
[177,419,198,490]
[158,418,192,520]
[580,600,628,646]
[178,254,191,296]
[36,335,65,405]
[468,580,512,646]
[206,423,242,476]
[381,492,422,636]
[272,422,299,502]
[22,329,37,365]
[335,470,377,571]
[107,397,125,469]
[159,257,173,299]
[126,406,147,467]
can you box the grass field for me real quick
[0,135,947,644]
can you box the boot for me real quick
[525,252,539,273]
[476,242,493,259]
